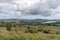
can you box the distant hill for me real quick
[0,19,60,25]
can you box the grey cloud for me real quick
[47,0,60,9]
[21,0,51,16]
[0,0,60,19]
[21,0,60,16]
[0,0,14,3]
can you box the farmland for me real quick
[0,19,59,40]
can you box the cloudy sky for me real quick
[0,0,60,19]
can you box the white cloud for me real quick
[0,0,60,19]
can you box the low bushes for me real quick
[25,28,38,33]
[28,29,37,33]
[37,28,51,34]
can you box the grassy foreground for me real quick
[0,25,60,40]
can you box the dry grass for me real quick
[0,26,59,40]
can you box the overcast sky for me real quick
[0,0,60,19]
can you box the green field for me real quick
[0,24,59,40]
[0,21,60,40]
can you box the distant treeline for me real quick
[0,21,59,27]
